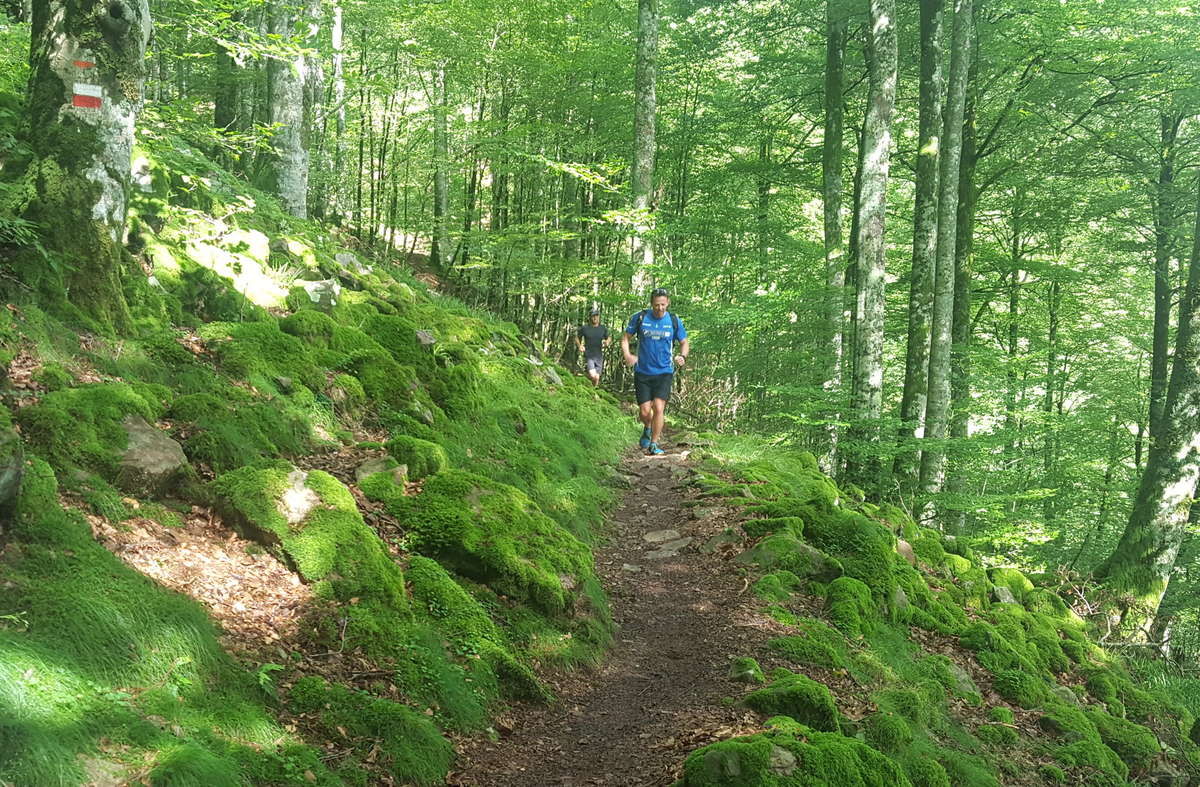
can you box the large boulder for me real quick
[0,424,23,533]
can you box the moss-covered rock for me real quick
[729,656,766,684]
[1087,709,1159,771]
[386,435,449,480]
[288,676,452,785]
[988,567,1034,603]
[735,532,843,581]
[826,576,876,638]
[768,619,850,670]
[211,463,408,617]
[679,726,912,786]
[993,669,1046,709]
[367,469,601,619]
[741,516,803,541]
[863,711,912,753]
[743,671,840,732]
[752,570,804,602]
[17,382,166,476]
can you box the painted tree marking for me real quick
[70,54,101,109]
[72,82,102,109]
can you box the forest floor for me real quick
[452,440,788,786]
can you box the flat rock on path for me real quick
[454,446,777,786]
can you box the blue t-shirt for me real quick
[626,310,687,376]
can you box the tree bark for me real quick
[844,0,897,491]
[263,0,308,218]
[1094,179,1200,639]
[821,0,849,472]
[894,0,945,494]
[431,63,450,270]
[21,0,152,332]
[918,0,973,511]
[1150,112,1184,442]
[630,0,657,292]
[944,53,977,534]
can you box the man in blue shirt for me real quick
[621,288,689,456]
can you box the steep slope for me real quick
[0,111,631,786]
[670,435,1200,786]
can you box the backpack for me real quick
[632,309,681,342]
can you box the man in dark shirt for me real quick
[577,308,610,387]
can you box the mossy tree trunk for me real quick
[820,0,849,473]
[893,0,944,495]
[1094,181,1200,640]
[843,0,896,492]
[918,0,973,513]
[21,0,152,332]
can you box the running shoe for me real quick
[647,442,665,456]
[639,427,652,449]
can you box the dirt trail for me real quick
[454,445,783,786]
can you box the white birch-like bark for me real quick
[265,0,308,218]
[918,0,973,507]
[846,0,897,487]
[630,0,657,292]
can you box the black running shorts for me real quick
[634,372,673,404]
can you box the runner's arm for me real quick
[677,337,690,365]
[621,331,637,366]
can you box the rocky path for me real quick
[453,445,782,786]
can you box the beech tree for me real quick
[20,0,152,331]
[844,0,896,488]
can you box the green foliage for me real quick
[768,619,850,670]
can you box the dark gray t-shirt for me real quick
[577,324,609,358]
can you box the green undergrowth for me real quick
[0,114,631,784]
[675,432,1200,786]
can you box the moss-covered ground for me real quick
[0,102,630,785]
[675,433,1200,786]
[3,57,1199,786]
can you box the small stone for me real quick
[416,329,437,347]
[1051,684,1081,706]
[769,746,797,777]
[301,279,341,310]
[335,251,371,275]
[643,529,681,544]
[0,425,23,530]
[701,529,742,554]
[116,415,188,496]
[646,537,693,559]
[728,656,765,684]
[274,375,293,393]
[622,563,642,573]
[889,584,910,614]
[896,539,916,566]
[355,457,401,484]
[543,367,563,386]
[992,585,1017,605]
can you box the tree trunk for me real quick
[918,0,973,511]
[821,0,849,472]
[21,0,152,332]
[263,0,308,218]
[431,63,451,270]
[630,0,657,292]
[1043,278,1061,528]
[844,0,897,491]
[1094,180,1200,639]
[300,0,323,217]
[894,0,945,494]
[1150,113,1184,442]
[944,53,977,534]
[328,0,345,219]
